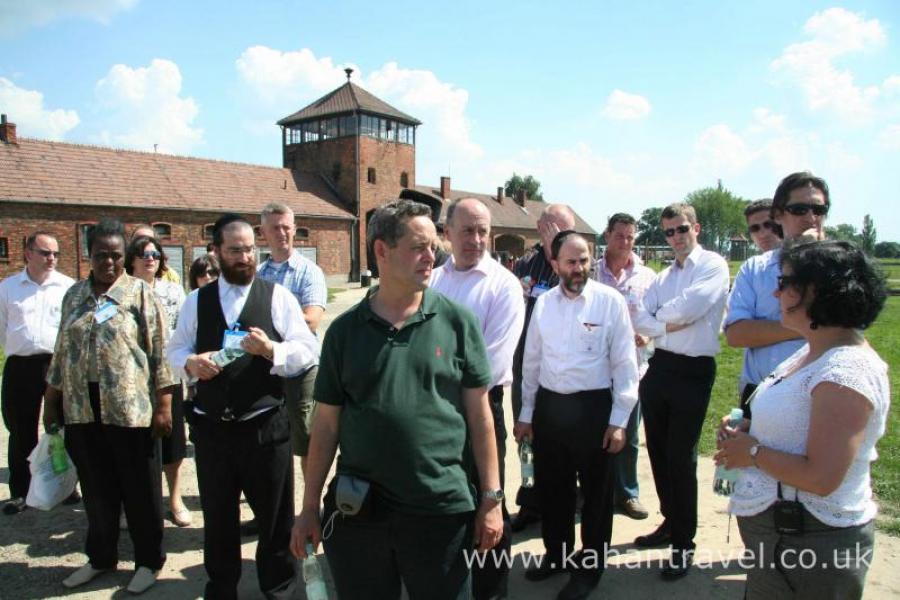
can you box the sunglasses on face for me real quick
[748,221,776,234]
[141,251,162,260]
[776,275,798,291]
[663,224,692,237]
[34,249,60,258]
[783,203,829,217]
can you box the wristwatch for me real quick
[749,443,761,465]
[482,489,505,503]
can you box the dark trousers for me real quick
[740,382,758,421]
[533,387,615,569]
[64,383,165,571]
[190,405,296,600]
[472,385,511,600]
[323,503,474,600]
[639,349,716,550]
[511,340,541,513]
[613,400,641,503]
[1,354,51,499]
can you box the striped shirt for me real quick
[257,250,327,310]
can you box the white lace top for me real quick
[729,344,890,527]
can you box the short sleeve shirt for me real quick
[315,286,492,515]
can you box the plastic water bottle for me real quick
[519,439,535,488]
[713,408,745,496]
[47,425,69,475]
[303,542,328,600]
[210,346,244,368]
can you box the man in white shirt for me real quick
[593,213,657,521]
[167,214,319,600]
[632,203,730,580]
[430,197,525,600]
[0,232,74,515]
[514,231,639,600]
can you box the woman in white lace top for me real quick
[716,240,889,599]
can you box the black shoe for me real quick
[63,490,82,505]
[511,508,541,533]
[661,548,694,580]
[524,557,566,582]
[556,571,600,600]
[239,518,259,537]
[634,522,671,548]
[3,497,27,515]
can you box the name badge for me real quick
[222,328,249,350]
[94,301,117,324]
[530,282,551,298]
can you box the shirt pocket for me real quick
[577,326,604,354]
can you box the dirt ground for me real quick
[2,286,898,599]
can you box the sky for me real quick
[1,0,899,240]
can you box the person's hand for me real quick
[799,227,825,242]
[519,276,535,298]
[603,425,626,453]
[716,416,751,446]
[714,431,758,469]
[513,421,533,443]
[151,406,173,439]
[42,400,62,433]
[538,219,561,246]
[635,334,648,348]
[185,352,221,381]
[473,498,503,552]
[290,509,322,559]
[241,327,274,358]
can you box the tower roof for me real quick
[277,81,421,126]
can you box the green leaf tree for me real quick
[504,173,544,203]
[874,241,900,258]
[824,223,860,243]
[636,207,666,246]
[860,214,877,254]
[685,182,747,254]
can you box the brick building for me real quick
[1,72,595,282]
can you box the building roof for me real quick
[277,82,422,127]
[411,184,597,236]
[0,138,355,220]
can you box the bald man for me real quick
[430,198,525,600]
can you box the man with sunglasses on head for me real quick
[631,203,730,580]
[725,173,830,420]
[0,232,75,515]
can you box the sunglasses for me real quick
[783,203,829,217]
[141,251,162,260]
[663,224,692,237]
[776,275,798,291]
[748,221,776,234]
[34,249,60,258]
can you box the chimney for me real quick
[515,189,526,207]
[0,114,17,145]
[440,176,451,199]
[497,187,504,203]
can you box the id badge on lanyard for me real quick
[94,300,117,324]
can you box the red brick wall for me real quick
[0,202,352,280]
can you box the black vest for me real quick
[195,278,284,420]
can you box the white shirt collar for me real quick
[218,277,252,300]
[447,251,491,276]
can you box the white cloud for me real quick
[600,90,651,120]
[884,75,900,95]
[693,124,752,174]
[0,0,136,35]
[771,8,886,120]
[0,77,80,139]
[93,59,202,154]
[879,125,900,151]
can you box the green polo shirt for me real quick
[315,286,492,515]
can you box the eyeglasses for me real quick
[776,275,798,291]
[663,224,692,237]
[783,203,829,217]
[748,221,776,234]
[141,251,162,260]
[33,249,60,258]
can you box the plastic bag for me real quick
[26,430,78,510]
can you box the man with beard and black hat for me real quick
[167,214,319,600]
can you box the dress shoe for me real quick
[62,564,111,588]
[3,497,27,515]
[634,522,671,548]
[511,508,541,532]
[126,566,158,594]
[661,548,694,580]
[168,508,193,527]
[240,517,259,537]
[524,557,566,582]
[620,497,649,520]
[556,571,600,600]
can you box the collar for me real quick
[676,244,704,269]
[19,268,65,287]
[358,286,438,327]
[599,251,641,277]
[80,272,132,305]
[446,251,491,276]
[764,247,782,269]
[218,277,253,301]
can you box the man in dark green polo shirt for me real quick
[291,199,503,600]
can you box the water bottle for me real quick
[303,542,328,600]
[519,439,535,488]
[210,346,244,368]
[713,408,744,496]
[47,424,69,475]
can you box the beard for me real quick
[220,258,256,285]
[560,272,586,295]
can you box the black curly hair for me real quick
[780,240,887,330]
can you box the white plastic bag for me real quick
[26,430,78,510]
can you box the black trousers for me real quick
[64,383,165,571]
[190,405,296,600]
[533,387,615,569]
[639,349,716,551]
[1,354,51,499]
[472,385,511,600]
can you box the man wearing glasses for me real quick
[725,173,830,418]
[631,203,730,579]
[0,232,74,514]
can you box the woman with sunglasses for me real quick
[126,235,191,528]
[716,240,889,599]
[188,253,220,291]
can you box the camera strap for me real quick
[777,481,800,501]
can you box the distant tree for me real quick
[636,207,666,246]
[874,241,900,258]
[825,223,860,243]
[685,182,747,254]
[504,173,544,203]
[860,214,877,254]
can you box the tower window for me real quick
[367,167,376,184]
[400,172,409,188]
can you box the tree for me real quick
[504,173,544,203]
[860,214,877,254]
[824,223,860,243]
[685,182,747,254]
[636,207,666,246]
[874,241,900,258]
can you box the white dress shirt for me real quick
[520,279,639,428]
[0,269,75,356]
[430,252,525,388]
[166,277,320,383]
[633,245,729,357]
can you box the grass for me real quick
[327,287,341,303]
[699,297,900,535]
